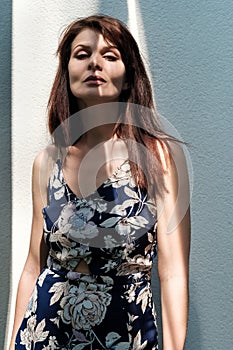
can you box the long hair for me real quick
[47,14,181,197]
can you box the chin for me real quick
[77,95,121,107]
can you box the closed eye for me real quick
[75,53,89,60]
[104,55,118,61]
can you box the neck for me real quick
[81,124,117,148]
[73,101,122,148]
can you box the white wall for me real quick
[7,1,99,347]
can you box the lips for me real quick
[84,75,106,83]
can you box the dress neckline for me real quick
[58,158,130,201]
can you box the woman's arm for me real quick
[157,141,191,350]
[8,151,49,350]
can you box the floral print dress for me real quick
[15,158,159,350]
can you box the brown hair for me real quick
[47,14,180,197]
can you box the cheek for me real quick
[110,66,126,87]
[68,61,81,84]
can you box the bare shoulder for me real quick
[33,144,60,165]
[156,139,188,175]
[32,145,61,206]
[32,144,64,175]
[156,138,191,235]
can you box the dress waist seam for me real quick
[45,263,151,285]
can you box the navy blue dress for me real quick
[15,158,158,349]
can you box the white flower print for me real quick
[78,198,106,214]
[109,177,130,189]
[100,259,118,272]
[126,215,149,230]
[145,200,157,216]
[103,160,136,189]
[109,198,137,215]
[38,268,54,287]
[57,201,99,242]
[124,283,138,303]
[120,243,135,258]
[20,326,32,350]
[136,283,152,313]
[69,221,99,241]
[117,254,152,275]
[104,235,119,248]
[100,216,121,228]
[56,246,78,262]
[70,206,94,225]
[54,186,65,200]
[132,330,148,349]
[50,162,65,200]
[95,201,108,213]
[105,332,121,347]
[20,316,49,349]
[25,287,38,318]
[60,278,112,331]
[124,186,139,200]
[48,281,69,305]
[57,202,76,234]
[42,335,59,349]
[115,218,132,236]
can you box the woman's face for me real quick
[68,28,128,108]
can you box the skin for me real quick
[68,28,128,109]
[156,141,191,349]
[9,28,190,350]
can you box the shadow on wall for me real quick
[185,280,202,349]
[152,266,202,350]
[98,0,128,25]
[0,0,12,349]
[96,2,204,349]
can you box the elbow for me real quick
[157,260,189,285]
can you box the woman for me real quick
[9,15,191,349]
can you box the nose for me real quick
[88,54,102,71]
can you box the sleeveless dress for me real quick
[15,158,159,350]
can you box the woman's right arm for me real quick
[8,151,49,350]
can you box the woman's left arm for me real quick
[156,141,191,350]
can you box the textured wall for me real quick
[144,1,233,348]
[0,1,12,350]
[3,0,233,349]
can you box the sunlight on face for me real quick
[68,28,128,109]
